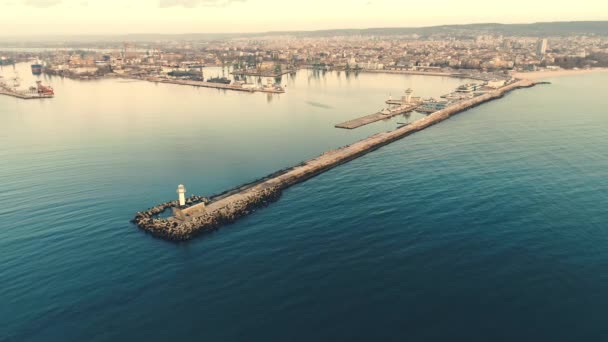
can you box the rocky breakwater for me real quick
[133,186,283,241]
[132,195,208,238]
[134,79,536,241]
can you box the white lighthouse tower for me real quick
[177,184,186,207]
[403,88,414,104]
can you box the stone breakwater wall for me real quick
[134,79,536,241]
[131,195,208,236]
[133,187,282,241]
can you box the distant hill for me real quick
[268,21,608,37]
[431,21,608,36]
[1,21,607,44]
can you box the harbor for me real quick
[335,88,420,129]
[4,15,608,341]
[334,80,504,129]
[133,78,538,241]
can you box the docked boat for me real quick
[0,57,14,66]
[36,81,54,95]
[233,81,257,90]
[417,99,449,113]
[456,83,481,93]
[167,69,203,81]
[261,78,285,93]
[31,62,43,75]
[207,76,231,85]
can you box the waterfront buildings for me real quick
[2,30,606,81]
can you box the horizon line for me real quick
[0,20,607,39]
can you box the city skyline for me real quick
[0,0,607,36]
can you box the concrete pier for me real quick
[335,103,420,129]
[133,79,537,241]
[232,69,296,77]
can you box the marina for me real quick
[133,78,538,241]
[334,81,501,129]
[335,102,420,129]
[335,88,420,129]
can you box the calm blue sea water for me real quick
[1,63,608,341]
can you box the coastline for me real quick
[513,68,608,80]
[359,69,495,81]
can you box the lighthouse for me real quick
[177,184,186,207]
[404,88,414,104]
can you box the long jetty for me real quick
[133,79,537,241]
[335,103,420,129]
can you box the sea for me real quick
[1,62,607,341]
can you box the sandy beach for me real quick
[514,68,608,80]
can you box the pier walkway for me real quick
[335,103,420,129]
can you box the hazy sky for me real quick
[0,0,606,35]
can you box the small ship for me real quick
[167,68,204,81]
[31,62,43,75]
[207,76,231,85]
[0,57,14,66]
[35,81,54,95]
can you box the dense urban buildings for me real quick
[2,29,607,81]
